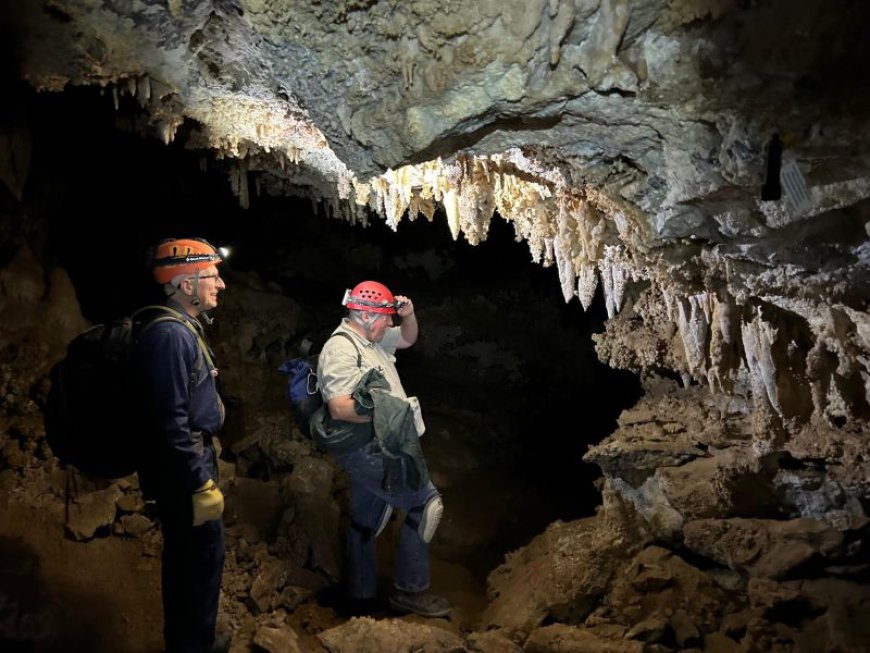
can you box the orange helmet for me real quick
[342,280,397,314]
[149,238,225,284]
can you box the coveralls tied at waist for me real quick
[310,368,429,491]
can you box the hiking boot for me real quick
[389,589,452,618]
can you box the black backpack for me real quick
[44,305,210,478]
[278,332,361,438]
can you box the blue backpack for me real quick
[278,332,361,437]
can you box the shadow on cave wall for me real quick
[6,82,642,568]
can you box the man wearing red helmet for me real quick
[136,238,231,653]
[317,280,450,619]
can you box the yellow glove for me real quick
[192,479,224,526]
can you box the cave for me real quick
[1,2,869,653]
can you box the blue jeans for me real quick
[336,441,439,599]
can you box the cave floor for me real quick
[0,482,481,652]
[0,430,536,652]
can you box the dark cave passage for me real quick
[6,83,642,581]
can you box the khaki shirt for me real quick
[318,318,407,402]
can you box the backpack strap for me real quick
[133,305,216,372]
[329,331,362,369]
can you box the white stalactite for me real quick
[716,295,733,345]
[676,293,711,380]
[553,195,577,303]
[332,154,636,317]
[741,308,782,415]
[601,256,615,318]
[598,245,626,318]
[577,263,598,310]
[443,187,460,240]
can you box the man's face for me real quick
[368,312,393,342]
[191,266,225,311]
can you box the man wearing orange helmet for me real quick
[135,238,231,653]
[317,280,450,619]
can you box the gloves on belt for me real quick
[192,479,224,526]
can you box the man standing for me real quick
[316,280,450,618]
[136,237,230,653]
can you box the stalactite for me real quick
[352,180,371,206]
[443,187,461,240]
[676,293,711,381]
[607,246,626,315]
[143,75,151,101]
[323,154,639,318]
[707,294,735,394]
[554,235,576,303]
[577,264,598,310]
[229,160,249,210]
[741,307,782,416]
[597,246,627,318]
[380,169,406,231]
[553,195,577,303]
[716,295,733,345]
[238,161,249,210]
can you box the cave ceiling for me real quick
[3,0,870,425]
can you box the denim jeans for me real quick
[336,441,439,599]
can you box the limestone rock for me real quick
[482,515,636,634]
[252,624,301,653]
[524,624,644,653]
[64,485,123,542]
[317,617,464,653]
[683,517,851,579]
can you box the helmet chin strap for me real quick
[179,277,213,324]
[187,295,214,324]
[189,277,205,310]
[351,312,376,340]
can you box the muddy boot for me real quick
[389,589,451,618]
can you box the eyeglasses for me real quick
[189,273,221,281]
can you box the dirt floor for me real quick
[1,497,165,652]
[0,441,501,653]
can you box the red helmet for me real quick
[343,281,396,314]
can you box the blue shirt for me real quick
[135,307,224,495]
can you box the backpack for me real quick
[44,305,212,479]
[278,332,361,438]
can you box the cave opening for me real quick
[9,83,643,582]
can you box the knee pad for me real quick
[373,504,393,538]
[417,495,443,544]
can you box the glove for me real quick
[192,479,224,526]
